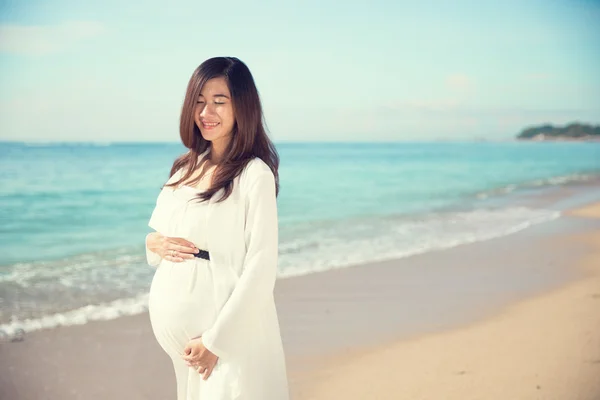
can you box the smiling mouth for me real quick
[201,122,220,130]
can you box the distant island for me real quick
[517,122,600,141]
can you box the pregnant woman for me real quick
[145,57,289,399]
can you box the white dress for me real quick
[145,155,290,400]
[147,181,232,399]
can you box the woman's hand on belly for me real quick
[182,336,219,380]
[147,232,200,263]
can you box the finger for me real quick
[166,247,195,257]
[181,252,196,260]
[169,238,199,250]
[183,357,198,366]
[167,243,199,254]
[164,247,196,260]
[202,365,213,380]
[162,247,188,261]
[165,254,186,263]
[182,352,195,360]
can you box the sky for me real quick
[0,0,599,142]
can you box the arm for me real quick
[201,170,279,359]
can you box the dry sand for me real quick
[567,202,600,219]
[295,204,600,400]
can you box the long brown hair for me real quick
[164,56,279,203]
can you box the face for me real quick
[194,77,235,147]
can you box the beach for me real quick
[0,198,598,399]
[292,204,600,400]
[2,0,600,396]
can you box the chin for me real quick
[200,131,217,141]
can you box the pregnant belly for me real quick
[148,260,217,357]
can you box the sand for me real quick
[567,202,600,219]
[294,205,600,400]
[1,202,599,400]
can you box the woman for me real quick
[145,57,289,399]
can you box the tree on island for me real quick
[517,122,600,140]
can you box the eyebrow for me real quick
[198,93,230,99]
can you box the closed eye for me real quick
[197,100,225,105]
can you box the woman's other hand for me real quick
[182,336,219,380]
[146,232,199,262]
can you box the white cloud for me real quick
[0,21,106,56]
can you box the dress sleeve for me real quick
[148,167,184,233]
[201,170,278,359]
[145,234,162,267]
[148,202,169,233]
[146,167,184,266]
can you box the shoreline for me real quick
[2,172,600,333]
[293,204,600,399]
[278,212,598,359]
[1,201,600,399]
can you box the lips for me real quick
[201,121,220,130]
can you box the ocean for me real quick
[1,140,599,333]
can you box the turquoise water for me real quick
[1,140,599,331]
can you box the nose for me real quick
[199,103,215,118]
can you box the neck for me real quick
[207,137,230,164]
